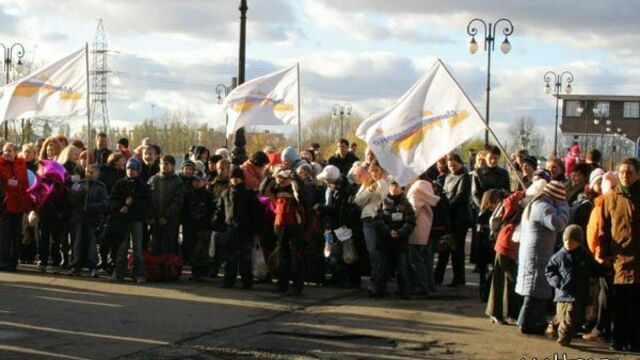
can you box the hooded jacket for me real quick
[407,180,439,245]
[110,176,151,222]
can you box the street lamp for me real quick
[0,42,25,140]
[216,80,235,148]
[466,18,514,146]
[332,103,352,139]
[543,70,574,157]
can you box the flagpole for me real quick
[84,42,91,211]
[296,62,301,152]
[438,59,526,191]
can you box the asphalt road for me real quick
[0,262,636,360]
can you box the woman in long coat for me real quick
[515,180,569,334]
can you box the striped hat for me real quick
[543,180,566,201]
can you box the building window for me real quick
[623,102,639,118]
[565,101,579,116]
[594,101,610,116]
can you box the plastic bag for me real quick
[251,238,268,280]
[511,225,521,243]
[341,238,357,265]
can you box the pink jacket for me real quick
[407,180,440,245]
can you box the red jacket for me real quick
[0,157,32,214]
[494,191,525,260]
[240,160,264,191]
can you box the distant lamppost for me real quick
[332,103,352,139]
[216,81,234,148]
[615,127,622,164]
[466,18,514,146]
[0,42,25,139]
[544,70,574,157]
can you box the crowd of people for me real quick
[0,133,637,352]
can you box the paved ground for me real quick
[0,262,637,360]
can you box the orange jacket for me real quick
[586,195,604,263]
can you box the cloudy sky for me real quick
[1,0,639,146]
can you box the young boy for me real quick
[212,167,263,289]
[184,171,214,280]
[110,157,151,283]
[68,164,109,277]
[148,155,185,255]
[374,179,416,299]
[545,225,603,346]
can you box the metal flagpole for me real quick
[438,59,527,190]
[84,43,92,210]
[296,62,301,152]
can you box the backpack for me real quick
[429,181,450,240]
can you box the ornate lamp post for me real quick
[466,18,514,146]
[544,70,574,157]
[0,42,25,139]
[332,103,352,139]
[216,81,235,148]
[231,0,249,166]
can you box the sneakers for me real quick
[135,276,146,284]
[544,323,558,338]
[89,270,98,278]
[582,330,603,341]
[490,316,507,325]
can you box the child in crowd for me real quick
[374,179,416,299]
[545,225,604,346]
[68,164,109,277]
[184,170,215,281]
[110,157,151,283]
[148,155,185,255]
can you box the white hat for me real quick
[317,165,340,182]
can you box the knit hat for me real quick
[533,169,551,183]
[251,151,269,167]
[522,155,538,168]
[543,180,566,201]
[215,148,229,159]
[602,171,618,195]
[589,168,605,188]
[193,160,205,173]
[571,144,581,155]
[126,157,141,172]
[563,224,584,244]
[117,138,129,148]
[317,165,340,182]
[230,166,244,180]
[282,146,299,164]
[297,163,314,178]
[182,160,195,169]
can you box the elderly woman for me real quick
[515,180,569,334]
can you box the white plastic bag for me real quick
[251,238,268,280]
[511,225,521,243]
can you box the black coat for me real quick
[318,177,359,231]
[99,165,125,194]
[69,179,110,225]
[212,183,264,235]
[445,168,472,225]
[471,165,511,209]
[110,176,151,222]
[377,193,416,246]
[328,152,359,175]
[184,186,214,231]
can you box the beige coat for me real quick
[407,180,440,246]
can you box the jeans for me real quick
[593,276,612,338]
[409,243,435,293]
[71,223,98,270]
[362,220,380,286]
[518,296,549,333]
[0,214,23,269]
[376,243,409,296]
[114,222,145,278]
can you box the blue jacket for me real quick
[545,246,603,303]
[516,195,569,299]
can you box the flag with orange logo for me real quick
[0,47,87,121]
[223,65,298,136]
[356,59,485,186]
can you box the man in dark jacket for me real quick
[328,138,359,175]
[148,155,185,255]
[110,157,151,283]
[68,164,110,277]
[92,132,112,167]
[374,179,416,298]
[213,167,264,289]
[472,146,511,209]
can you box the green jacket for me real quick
[148,172,185,227]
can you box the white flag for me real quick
[356,59,485,186]
[0,47,87,121]
[223,65,298,135]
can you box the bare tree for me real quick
[507,116,545,156]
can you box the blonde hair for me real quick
[39,136,63,160]
[56,145,81,165]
